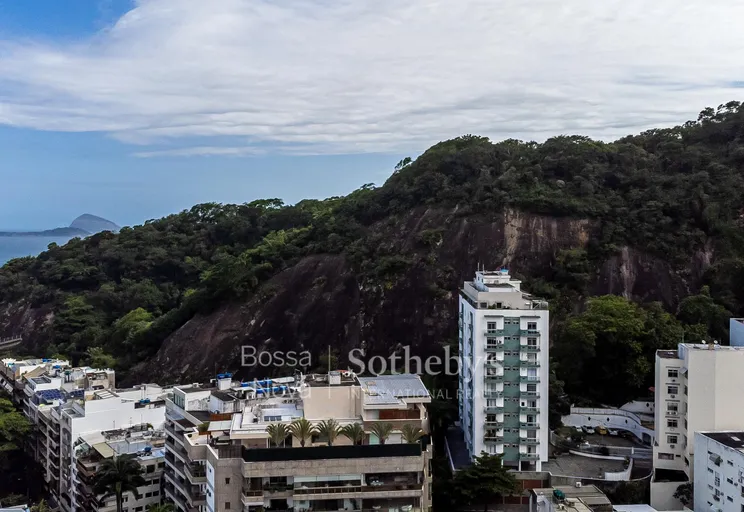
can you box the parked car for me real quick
[597,425,608,435]
[608,429,619,436]
[582,425,595,434]
[574,426,583,432]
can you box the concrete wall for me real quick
[621,400,654,416]
[562,407,655,444]
[694,432,744,512]
[650,480,685,511]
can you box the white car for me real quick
[608,429,619,436]
[583,426,595,434]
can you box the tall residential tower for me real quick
[458,269,549,470]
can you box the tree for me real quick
[673,482,693,507]
[315,419,341,446]
[401,424,424,444]
[288,418,316,448]
[30,500,52,512]
[340,423,365,445]
[92,455,146,512]
[265,423,289,448]
[369,423,394,445]
[84,347,117,369]
[0,398,31,452]
[454,453,517,512]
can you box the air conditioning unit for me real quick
[575,482,582,488]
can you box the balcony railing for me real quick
[484,406,504,414]
[486,329,506,336]
[520,453,539,460]
[520,391,539,398]
[484,420,504,428]
[520,361,540,368]
[520,422,539,428]
[485,375,504,382]
[522,345,540,353]
[520,438,539,445]
[520,406,539,413]
[185,463,206,484]
[483,390,503,398]
[485,345,504,353]
[520,329,540,336]
[484,436,504,443]
[520,376,540,383]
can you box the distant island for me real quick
[0,214,120,237]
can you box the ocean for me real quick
[0,235,77,266]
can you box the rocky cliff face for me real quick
[121,207,706,385]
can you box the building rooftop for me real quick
[657,350,679,359]
[700,431,744,450]
[531,484,611,512]
[357,374,431,406]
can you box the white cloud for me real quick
[0,0,743,155]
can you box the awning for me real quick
[92,442,115,459]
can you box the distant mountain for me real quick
[70,214,120,234]
[0,227,89,237]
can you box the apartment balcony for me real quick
[520,391,540,399]
[241,489,264,506]
[520,453,540,460]
[484,435,504,443]
[521,345,540,353]
[520,406,539,414]
[486,329,506,336]
[520,438,539,446]
[484,406,504,414]
[185,463,206,484]
[520,329,541,336]
[483,390,503,398]
[520,376,540,384]
[520,361,540,368]
[484,420,504,428]
[485,344,505,353]
[485,374,504,382]
[520,422,539,429]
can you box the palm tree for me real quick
[315,419,341,446]
[340,423,365,446]
[288,418,316,447]
[401,424,424,444]
[148,505,176,512]
[266,423,289,447]
[369,422,394,445]
[92,454,146,512]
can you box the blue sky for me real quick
[1,0,743,229]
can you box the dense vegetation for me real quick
[3,102,744,410]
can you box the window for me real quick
[667,419,678,428]
[667,385,678,395]
[225,503,231,510]
[487,322,498,331]
[667,403,678,413]
[668,369,678,378]
[667,435,678,444]
[527,337,537,347]
[527,322,537,330]
[225,477,231,484]
[496,302,503,309]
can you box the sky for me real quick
[0,0,743,229]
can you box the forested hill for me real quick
[1,102,744,405]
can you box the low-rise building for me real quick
[163,371,433,512]
[693,431,744,512]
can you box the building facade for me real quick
[458,269,549,470]
[693,431,744,512]
[652,343,744,510]
[162,372,433,512]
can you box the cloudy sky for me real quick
[1,0,742,228]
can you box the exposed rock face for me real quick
[123,208,705,385]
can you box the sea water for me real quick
[0,236,76,265]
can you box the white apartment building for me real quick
[652,343,744,510]
[458,269,549,470]
[693,431,744,512]
[74,424,166,512]
[2,358,170,512]
[163,372,433,512]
